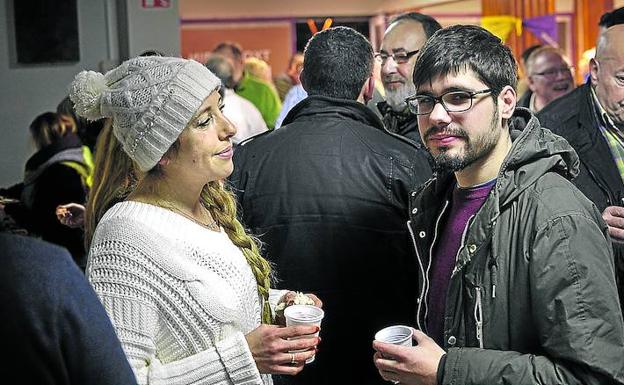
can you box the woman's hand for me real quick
[245,324,320,375]
[304,293,322,308]
[277,291,324,308]
[56,203,85,228]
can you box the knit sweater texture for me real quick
[87,201,272,385]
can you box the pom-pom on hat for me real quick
[69,56,221,172]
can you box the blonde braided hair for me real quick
[201,181,273,324]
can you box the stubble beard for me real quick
[430,109,501,174]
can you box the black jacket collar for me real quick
[282,95,386,131]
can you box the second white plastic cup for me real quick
[374,325,414,347]
[284,305,324,363]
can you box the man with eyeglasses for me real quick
[376,12,442,143]
[538,22,624,312]
[373,25,624,385]
[518,46,575,112]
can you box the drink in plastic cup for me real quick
[284,304,324,363]
[374,325,414,347]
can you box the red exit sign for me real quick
[142,0,171,8]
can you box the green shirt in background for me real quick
[236,72,282,129]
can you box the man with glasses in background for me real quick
[373,25,624,385]
[518,46,575,112]
[538,20,624,312]
[376,12,441,143]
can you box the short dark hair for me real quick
[301,26,373,100]
[205,54,235,89]
[388,12,442,38]
[213,41,243,61]
[30,112,61,149]
[599,7,624,28]
[413,25,517,98]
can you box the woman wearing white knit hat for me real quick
[70,56,321,385]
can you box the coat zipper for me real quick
[408,200,449,331]
[407,220,426,331]
[474,286,484,348]
[489,261,498,299]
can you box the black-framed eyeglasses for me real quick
[374,50,419,64]
[405,89,493,115]
[531,66,573,80]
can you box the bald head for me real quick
[591,25,624,129]
[596,24,624,61]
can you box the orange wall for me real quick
[180,22,293,74]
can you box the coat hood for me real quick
[497,107,579,206]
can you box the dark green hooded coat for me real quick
[408,108,624,385]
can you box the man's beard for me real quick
[384,81,415,112]
[426,109,500,174]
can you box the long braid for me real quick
[201,181,273,324]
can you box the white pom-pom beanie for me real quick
[69,56,221,172]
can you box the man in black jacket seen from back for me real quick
[229,26,432,385]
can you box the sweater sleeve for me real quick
[441,214,624,385]
[87,222,264,385]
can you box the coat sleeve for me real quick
[441,213,624,385]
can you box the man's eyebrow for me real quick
[444,86,470,92]
[391,48,409,53]
[418,86,471,96]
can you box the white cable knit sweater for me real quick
[87,201,273,385]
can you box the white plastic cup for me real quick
[374,325,414,347]
[284,305,324,363]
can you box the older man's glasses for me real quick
[374,50,419,64]
[531,66,573,80]
[405,89,493,115]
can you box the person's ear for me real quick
[158,157,170,166]
[358,75,375,104]
[499,85,516,119]
[365,76,375,103]
[299,70,307,92]
[589,58,599,85]
[526,75,537,92]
